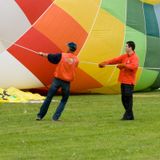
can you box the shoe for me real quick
[52,119,61,122]
[121,116,134,120]
[121,111,134,120]
[36,116,42,121]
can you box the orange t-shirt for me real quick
[105,52,139,85]
[54,53,79,82]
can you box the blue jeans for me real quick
[37,78,70,120]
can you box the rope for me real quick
[1,39,160,70]
[1,39,39,54]
[80,61,160,70]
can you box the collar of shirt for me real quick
[127,51,135,57]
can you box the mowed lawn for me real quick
[0,91,160,160]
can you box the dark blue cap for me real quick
[67,42,77,51]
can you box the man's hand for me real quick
[37,52,43,56]
[98,62,106,68]
[117,63,126,69]
[37,52,48,57]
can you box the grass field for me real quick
[0,91,160,160]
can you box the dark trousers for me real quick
[37,78,70,120]
[121,83,134,119]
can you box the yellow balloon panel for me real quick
[79,8,125,86]
[105,68,120,85]
[79,64,116,86]
[54,0,101,32]
[90,83,121,94]
[79,9,125,62]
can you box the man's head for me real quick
[67,42,77,52]
[125,41,135,53]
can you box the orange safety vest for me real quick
[54,52,79,82]
[105,52,139,85]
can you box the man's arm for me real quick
[38,52,62,64]
[38,52,48,57]
[125,57,139,70]
[99,55,124,68]
[48,53,62,64]
[117,56,139,70]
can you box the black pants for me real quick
[121,83,134,119]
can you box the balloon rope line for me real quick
[13,43,38,54]
[80,61,160,70]
[80,61,98,65]
[1,39,160,70]
[1,39,39,54]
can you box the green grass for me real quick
[0,91,160,160]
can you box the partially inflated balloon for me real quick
[0,0,160,93]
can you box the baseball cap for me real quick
[67,42,77,52]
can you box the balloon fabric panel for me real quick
[0,0,160,93]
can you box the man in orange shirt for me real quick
[99,41,139,120]
[36,42,79,121]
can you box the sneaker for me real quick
[52,119,60,122]
[36,116,42,121]
[121,116,134,120]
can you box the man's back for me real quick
[54,52,79,82]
